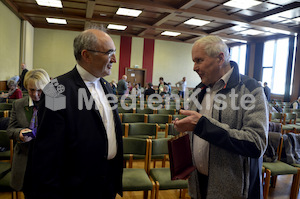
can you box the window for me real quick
[262,38,289,95]
[230,44,246,75]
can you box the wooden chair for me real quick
[262,132,300,199]
[121,113,147,123]
[269,112,283,123]
[146,114,172,132]
[122,137,155,199]
[125,123,159,139]
[281,113,297,134]
[149,138,188,199]
[0,130,17,199]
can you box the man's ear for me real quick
[81,50,92,63]
[218,53,225,64]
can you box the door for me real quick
[125,68,146,87]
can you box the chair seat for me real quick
[263,161,298,176]
[0,151,10,160]
[292,163,300,167]
[0,171,13,192]
[150,168,188,190]
[122,168,153,191]
[123,154,146,160]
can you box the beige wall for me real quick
[130,37,144,69]
[0,1,21,81]
[21,21,35,71]
[33,28,121,82]
[153,40,200,88]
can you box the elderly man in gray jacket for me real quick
[174,36,268,199]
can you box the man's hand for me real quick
[20,128,31,142]
[173,110,202,132]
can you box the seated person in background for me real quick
[160,85,170,99]
[7,69,50,197]
[291,96,300,109]
[144,83,155,100]
[131,83,141,98]
[110,79,117,94]
[0,79,23,102]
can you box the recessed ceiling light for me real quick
[265,28,290,35]
[223,0,262,9]
[100,13,107,16]
[161,31,181,37]
[107,24,127,30]
[184,18,210,26]
[46,18,67,24]
[239,29,264,35]
[231,39,248,43]
[116,8,142,17]
[36,0,62,8]
[293,17,300,22]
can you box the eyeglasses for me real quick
[86,49,116,57]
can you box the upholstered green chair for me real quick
[149,138,188,199]
[126,123,159,139]
[281,113,297,134]
[0,103,12,111]
[165,123,181,138]
[0,130,15,199]
[0,130,12,163]
[262,132,300,199]
[146,114,171,132]
[136,107,154,114]
[269,112,283,123]
[117,106,135,114]
[262,167,271,199]
[156,109,176,115]
[122,137,155,199]
[121,113,147,123]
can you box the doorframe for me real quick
[125,67,147,87]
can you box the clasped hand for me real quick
[173,110,202,132]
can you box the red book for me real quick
[168,133,196,180]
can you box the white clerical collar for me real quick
[76,64,100,83]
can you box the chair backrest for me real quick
[0,104,12,111]
[122,113,147,123]
[147,114,172,124]
[123,137,151,171]
[283,113,297,124]
[172,114,187,121]
[282,108,291,113]
[0,130,13,164]
[118,107,135,113]
[156,109,176,115]
[136,107,154,114]
[165,123,181,137]
[151,138,169,168]
[127,123,159,139]
[269,112,283,123]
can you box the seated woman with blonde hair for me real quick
[7,68,50,197]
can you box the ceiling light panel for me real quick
[107,24,127,30]
[116,8,142,17]
[184,18,210,26]
[36,0,62,8]
[46,18,67,24]
[161,31,181,37]
[223,0,262,10]
[239,29,264,35]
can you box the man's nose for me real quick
[110,54,117,63]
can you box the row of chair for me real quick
[263,132,300,199]
[123,137,188,199]
[269,112,300,134]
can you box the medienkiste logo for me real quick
[43,79,66,111]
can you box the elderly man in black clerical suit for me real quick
[30,28,123,199]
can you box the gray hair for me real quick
[194,35,230,65]
[73,25,106,61]
[7,80,17,87]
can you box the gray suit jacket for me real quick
[7,96,33,191]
